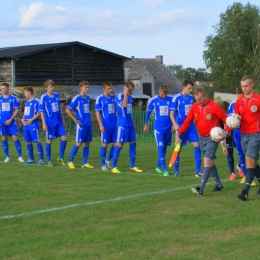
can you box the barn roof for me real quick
[0,41,129,60]
[125,58,182,94]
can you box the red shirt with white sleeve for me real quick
[178,99,228,137]
[234,92,260,134]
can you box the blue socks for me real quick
[27,143,34,161]
[2,140,9,157]
[46,143,51,162]
[100,146,106,166]
[129,143,136,168]
[69,145,80,162]
[112,146,122,168]
[14,140,22,157]
[194,146,202,173]
[36,143,44,161]
[107,145,115,161]
[158,145,167,171]
[59,140,67,159]
[82,146,89,165]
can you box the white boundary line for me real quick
[0,184,200,220]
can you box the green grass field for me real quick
[1,138,260,260]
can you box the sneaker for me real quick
[130,167,143,173]
[240,177,246,184]
[48,161,53,167]
[101,165,109,171]
[229,173,236,180]
[251,180,257,187]
[174,172,180,177]
[237,165,244,178]
[105,159,111,169]
[191,186,203,196]
[111,167,121,174]
[37,161,45,165]
[212,185,224,192]
[68,162,75,169]
[163,171,169,177]
[57,158,66,166]
[196,172,203,177]
[4,157,10,162]
[155,167,163,174]
[24,159,35,164]
[237,190,248,201]
[82,163,94,169]
[18,156,25,163]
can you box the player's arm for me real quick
[95,111,105,133]
[143,110,152,133]
[122,86,128,108]
[5,108,19,125]
[170,110,179,131]
[65,108,82,125]
[25,113,40,125]
[40,112,47,132]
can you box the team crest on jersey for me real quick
[251,105,257,112]
[206,114,212,120]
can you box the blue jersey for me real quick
[227,100,240,134]
[145,95,173,130]
[0,94,19,125]
[23,98,40,127]
[116,93,134,127]
[171,93,194,126]
[39,92,62,126]
[67,94,91,126]
[95,94,117,128]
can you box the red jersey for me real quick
[234,92,260,134]
[178,99,228,137]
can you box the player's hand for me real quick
[5,119,12,126]
[123,85,128,95]
[42,124,47,132]
[26,119,33,125]
[173,122,179,131]
[175,135,181,144]
[75,119,82,126]
[99,125,105,133]
[62,119,67,127]
[214,133,227,143]
[221,145,227,156]
[143,124,148,133]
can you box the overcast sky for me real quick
[1,0,259,68]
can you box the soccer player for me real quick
[143,84,174,176]
[175,87,229,196]
[95,81,117,171]
[66,80,94,169]
[170,80,202,177]
[111,81,143,174]
[0,83,24,162]
[21,86,44,165]
[39,79,67,167]
[235,76,260,201]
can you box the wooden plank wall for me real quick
[0,59,12,86]
[13,44,124,86]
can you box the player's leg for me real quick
[111,126,124,173]
[99,130,109,171]
[81,125,93,169]
[225,135,235,180]
[56,124,67,165]
[105,127,117,168]
[1,125,10,161]
[10,125,24,162]
[45,126,54,167]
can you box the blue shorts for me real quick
[101,127,117,144]
[154,127,172,147]
[46,124,66,140]
[116,126,136,143]
[177,124,199,146]
[233,131,244,157]
[23,125,41,142]
[199,136,219,160]
[76,124,92,143]
[1,124,19,136]
[241,133,260,160]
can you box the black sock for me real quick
[244,168,255,193]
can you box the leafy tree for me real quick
[166,64,210,82]
[203,2,260,90]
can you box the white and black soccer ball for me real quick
[210,127,224,141]
[226,113,241,128]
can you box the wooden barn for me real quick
[0,41,129,88]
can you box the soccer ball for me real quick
[226,113,241,128]
[210,127,224,141]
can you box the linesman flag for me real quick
[169,143,181,167]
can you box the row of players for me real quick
[1,76,259,201]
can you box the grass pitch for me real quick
[0,139,260,260]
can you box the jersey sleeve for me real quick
[13,96,19,109]
[39,95,45,112]
[67,96,77,111]
[170,95,178,111]
[95,96,102,111]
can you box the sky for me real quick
[1,0,259,69]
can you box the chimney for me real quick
[156,55,163,65]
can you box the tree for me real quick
[203,2,260,90]
[166,64,210,82]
